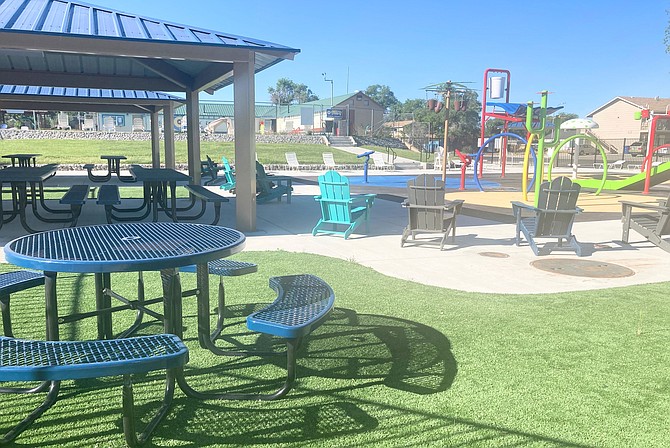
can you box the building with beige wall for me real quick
[587,96,670,153]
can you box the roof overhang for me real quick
[0,0,299,94]
[0,85,184,113]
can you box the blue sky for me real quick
[109,0,670,117]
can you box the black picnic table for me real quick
[2,153,40,167]
[86,155,136,182]
[0,164,75,233]
[110,165,192,222]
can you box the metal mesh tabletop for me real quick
[4,222,246,273]
[0,164,58,182]
[129,166,191,183]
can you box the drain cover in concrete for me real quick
[531,259,635,278]
[479,252,510,258]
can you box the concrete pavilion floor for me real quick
[1,167,669,294]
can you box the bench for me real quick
[59,184,89,226]
[0,271,45,337]
[243,274,335,400]
[184,184,229,225]
[96,184,121,223]
[0,333,188,446]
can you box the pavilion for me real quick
[0,0,300,231]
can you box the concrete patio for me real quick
[2,168,669,294]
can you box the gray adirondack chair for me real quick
[511,176,584,256]
[620,191,670,252]
[401,174,464,250]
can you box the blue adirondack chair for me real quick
[218,156,236,191]
[256,161,293,203]
[312,170,376,239]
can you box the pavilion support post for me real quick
[164,102,176,170]
[233,53,257,232]
[150,109,161,168]
[186,90,201,183]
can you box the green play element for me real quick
[572,161,670,191]
[547,134,610,195]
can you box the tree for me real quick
[268,78,318,105]
[364,84,400,111]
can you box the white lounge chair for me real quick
[56,112,71,130]
[131,117,145,132]
[322,152,340,169]
[103,116,116,132]
[608,160,626,169]
[82,117,95,131]
[371,152,394,170]
[285,152,303,170]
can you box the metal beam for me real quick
[0,70,183,91]
[191,62,234,92]
[133,58,193,90]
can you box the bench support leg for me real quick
[122,372,177,447]
[0,381,60,444]
[0,294,12,337]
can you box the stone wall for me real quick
[0,129,328,145]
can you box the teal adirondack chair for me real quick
[256,161,293,203]
[312,170,376,239]
[218,156,236,191]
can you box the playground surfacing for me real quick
[348,174,501,189]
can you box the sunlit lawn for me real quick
[0,139,422,166]
[1,252,669,447]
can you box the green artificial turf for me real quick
[1,252,669,447]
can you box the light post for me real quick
[322,72,334,106]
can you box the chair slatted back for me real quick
[407,174,445,231]
[535,177,580,237]
[318,170,353,222]
[256,161,273,194]
[221,157,235,185]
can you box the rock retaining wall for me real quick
[0,129,328,145]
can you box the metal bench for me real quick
[0,271,45,337]
[59,184,89,226]
[183,184,229,225]
[241,274,335,400]
[0,333,188,446]
[96,184,121,223]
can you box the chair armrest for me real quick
[405,204,450,210]
[620,201,670,213]
[511,201,538,218]
[445,199,464,213]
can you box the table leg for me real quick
[44,271,59,341]
[95,273,113,339]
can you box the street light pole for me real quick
[322,72,334,106]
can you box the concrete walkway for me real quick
[2,168,669,294]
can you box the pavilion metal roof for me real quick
[0,0,300,93]
[0,84,183,113]
[175,102,277,119]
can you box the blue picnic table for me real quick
[3,221,247,423]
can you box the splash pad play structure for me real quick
[462,69,670,201]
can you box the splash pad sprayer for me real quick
[357,150,375,183]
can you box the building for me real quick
[272,92,385,136]
[587,96,670,152]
